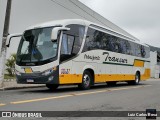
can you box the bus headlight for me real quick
[42,67,56,76]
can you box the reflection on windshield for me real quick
[17,27,58,64]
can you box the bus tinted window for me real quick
[61,24,85,54]
[61,34,74,55]
[83,28,99,51]
[114,37,122,53]
[130,42,136,56]
[83,27,150,58]
[60,24,85,62]
[83,28,113,52]
[145,46,150,58]
[119,39,127,54]
[107,36,116,52]
[135,44,141,57]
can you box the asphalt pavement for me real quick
[0,79,160,120]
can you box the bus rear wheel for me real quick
[46,84,59,91]
[78,71,92,90]
[128,72,140,85]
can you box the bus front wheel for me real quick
[128,72,140,85]
[46,84,59,91]
[78,71,92,90]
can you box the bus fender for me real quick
[83,65,95,73]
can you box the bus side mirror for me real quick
[6,33,22,47]
[51,27,70,42]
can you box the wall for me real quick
[150,51,159,78]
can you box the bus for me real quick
[6,19,150,90]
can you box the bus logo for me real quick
[103,52,128,64]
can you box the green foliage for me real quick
[4,74,16,80]
[5,53,16,76]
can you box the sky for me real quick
[0,0,160,58]
[79,0,160,47]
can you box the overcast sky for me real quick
[80,0,160,47]
[1,0,160,58]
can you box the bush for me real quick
[5,53,16,76]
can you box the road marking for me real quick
[75,90,107,96]
[9,85,151,105]
[74,85,151,96]
[0,103,6,106]
[11,95,73,104]
[108,85,151,91]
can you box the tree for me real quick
[5,53,16,76]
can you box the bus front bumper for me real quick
[16,68,59,84]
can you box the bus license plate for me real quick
[27,79,34,83]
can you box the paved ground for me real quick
[0,80,44,90]
[0,79,160,120]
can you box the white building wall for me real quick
[154,65,160,78]
[150,51,159,78]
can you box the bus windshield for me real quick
[16,27,59,66]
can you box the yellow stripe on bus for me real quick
[59,74,82,84]
[95,74,135,83]
[141,69,151,80]
[59,69,151,84]
[134,60,144,67]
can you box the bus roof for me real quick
[26,19,88,30]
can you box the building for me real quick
[53,0,139,41]
[149,46,160,78]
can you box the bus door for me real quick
[59,33,74,84]
[59,24,85,84]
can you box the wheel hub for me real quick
[83,74,90,87]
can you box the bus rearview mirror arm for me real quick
[51,27,70,41]
[6,33,22,47]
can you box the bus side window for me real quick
[108,36,115,52]
[125,41,132,55]
[114,38,122,53]
[135,44,141,57]
[101,37,108,50]
[60,24,85,62]
[130,42,135,56]
[120,39,127,54]
[72,26,85,54]
[83,28,97,52]
[145,46,150,58]
[140,45,146,58]
[61,34,74,55]
[93,30,105,50]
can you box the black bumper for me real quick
[16,67,59,84]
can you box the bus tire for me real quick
[128,72,140,85]
[78,71,92,90]
[46,84,59,91]
[107,82,117,86]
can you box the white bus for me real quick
[7,19,150,90]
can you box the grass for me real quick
[4,74,16,79]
